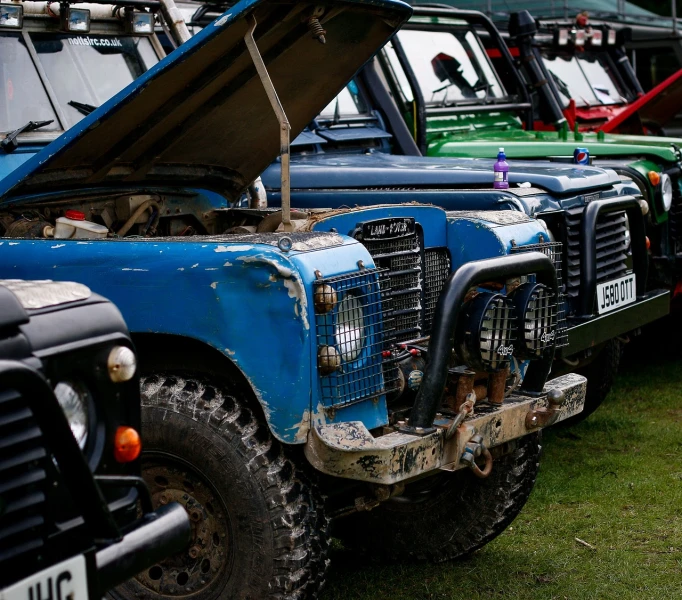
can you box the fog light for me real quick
[318,345,341,375]
[457,291,516,372]
[639,199,649,215]
[509,282,558,359]
[108,346,137,382]
[314,283,337,314]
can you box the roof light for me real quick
[127,11,154,35]
[114,426,142,462]
[590,29,603,46]
[573,29,586,46]
[0,4,23,29]
[61,6,90,33]
[607,29,617,45]
[557,28,569,46]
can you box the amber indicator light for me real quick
[114,426,142,462]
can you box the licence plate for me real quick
[596,273,636,315]
[1,555,88,600]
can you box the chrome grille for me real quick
[565,208,629,298]
[315,269,398,408]
[511,241,568,348]
[0,389,49,565]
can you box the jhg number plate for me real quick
[596,273,636,315]
[0,555,88,600]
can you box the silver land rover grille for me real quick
[358,217,451,343]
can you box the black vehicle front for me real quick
[0,280,190,598]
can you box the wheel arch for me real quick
[131,332,270,431]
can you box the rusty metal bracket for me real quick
[244,15,292,232]
[525,388,566,429]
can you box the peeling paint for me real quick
[214,244,254,253]
[289,402,327,443]
[223,261,232,267]
[237,254,309,330]
[210,282,218,289]
[224,348,235,356]
[121,268,149,272]
[177,267,185,271]
[50,244,66,249]
[191,263,199,268]
[205,267,218,271]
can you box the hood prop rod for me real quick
[244,15,292,232]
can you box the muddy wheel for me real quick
[563,339,622,426]
[110,373,330,600]
[334,433,541,562]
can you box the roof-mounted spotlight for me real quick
[60,4,90,32]
[0,3,23,29]
[126,10,154,35]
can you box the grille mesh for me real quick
[511,241,568,348]
[0,389,49,567]
[521,284,559,357]
[479,295,516,371]
[362,229,450,343]
[424,249,451,332]
[315,269,398,408]
[565,208,629,298]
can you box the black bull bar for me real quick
[407,251,557,431]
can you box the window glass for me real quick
[396,28,504,106]
[576,53,624,104]
[0,33,59,133]
[31,33,160,128]
[542,52,599,107]
[319,80,368,117]
[382,41,414,104]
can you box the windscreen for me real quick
[541,50,625,107]
[0,33,60,134]
[394,28,504,106]
[30,33,160,128]
[319,80,368,118]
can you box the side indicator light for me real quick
[114,426,142,462]
[648,171,661,186]
[645,236,651,250]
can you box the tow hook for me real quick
[525,389,565,429]
[460,434,493,479]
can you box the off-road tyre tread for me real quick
[138,373,330,600]
[335,432,541,563]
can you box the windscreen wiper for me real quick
[68,100,98,116]
[1,120,54,153]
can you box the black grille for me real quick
[362,231,450,343]
[0,389,49,565]
[315,269,398,408]
[511,241,568,348]
[565,208,629,298]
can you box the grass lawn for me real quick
[322,317,682,600]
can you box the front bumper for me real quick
[96,503,190,594]
[305,372,586,484]
[560,288,670,356]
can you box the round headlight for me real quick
[335,294,364,362]
[509,282,558,359]
[54,381,89,449]
[661,173,673,212]
[457,291,516,372]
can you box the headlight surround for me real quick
[457,291,516,372]
[54,381,90,449]
[335,294,365,362]
[660,173,673,212]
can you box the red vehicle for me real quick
[485,11,682,136]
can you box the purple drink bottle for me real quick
[493,147,509,189]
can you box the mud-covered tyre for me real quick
[563,339,622,426]
[334,433,541,562]
[110,373,330,600]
